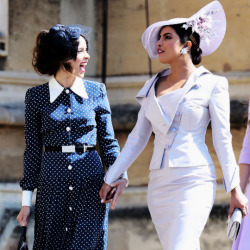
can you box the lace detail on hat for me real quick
[182,9,218,46]
[49,24,92,50]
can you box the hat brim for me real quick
[142,1,226,59]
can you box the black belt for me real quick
[44,145,96,153]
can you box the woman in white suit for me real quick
[100,1,248,249]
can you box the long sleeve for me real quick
[20,88,43,205]
[104,103,152,185]
[95,84,121,169]
[209,77,240,193]
[239,102,250,164]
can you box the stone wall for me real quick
[0,1,249,249]
[96,0,250,75]
[0,0,249,75]
[0,195,233,250]
[0,0,98,76]
[0,101,248,185]
[2,0,60,71]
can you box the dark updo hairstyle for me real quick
[32,25,89,76]
[168,23,202,65]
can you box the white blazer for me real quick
[105,66,239,193]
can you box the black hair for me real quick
[161,23,202,65]
[32,29,88,76]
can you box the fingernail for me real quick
[101,199,104,203]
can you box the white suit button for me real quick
[65,227,68,231]
[67,108,71,113]
[69,186,73,191]
[68,165,73,170]
[66,127,71,131]
[69,207,72,211]
[65,89,70,94]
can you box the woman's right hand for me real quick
[16,206,31,226]
[100,179,128,209]
[229,185,248,218]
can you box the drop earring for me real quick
[180,47,189,55]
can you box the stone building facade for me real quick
[0,0,249,185]
[0,1,249,248]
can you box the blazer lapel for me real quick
[136,68,171,105]
[142,66,211,135]
[138,69,171,135]
[145,91,170,134]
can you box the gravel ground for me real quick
[1,206,234,250]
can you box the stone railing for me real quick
[0,101,248,128]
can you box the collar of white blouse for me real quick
[49,76,89,103]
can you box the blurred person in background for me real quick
[232,101,250,250]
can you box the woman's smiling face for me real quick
[156,26,183,64]
[68,36,90,78]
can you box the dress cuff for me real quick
[22,190,33,206]
[122,171,129,187]
[222,167,240,194]
[104,171,129,187]
[122,171,128,180]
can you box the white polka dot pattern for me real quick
[20,80,120,249]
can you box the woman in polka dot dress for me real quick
[16,24,128,250]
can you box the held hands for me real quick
[16,206,31,227]
[229,185,249,218]
[99,178,128,209]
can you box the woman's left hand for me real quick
[100,178,128,209]
[229,185,249,218]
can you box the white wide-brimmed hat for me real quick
[142,1,226,59]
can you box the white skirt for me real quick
[147,165,217,250]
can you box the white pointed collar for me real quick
[49,76,89,103]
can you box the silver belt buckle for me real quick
[62,145,75,153]
[83,145,87,153]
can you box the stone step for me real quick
[0,182,230,209]
[0,206,232,250]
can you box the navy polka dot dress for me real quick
[20,79,120,249]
